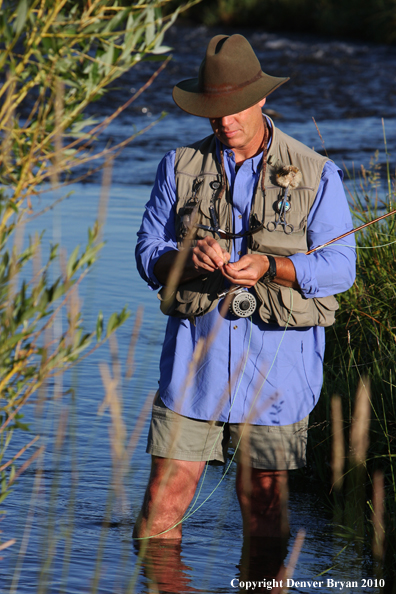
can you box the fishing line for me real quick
[179,291,293,526]
[137,228,395,539]
[321,240,396,250]
[135,315,254,540]
[137,204,396,538]
[136,289,294,539]
[353,240,396,249]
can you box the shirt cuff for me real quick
[146,246,178,289]
[288,252,319,297]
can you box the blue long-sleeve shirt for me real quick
[136,132,356,426]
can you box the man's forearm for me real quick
[153,248,299,291]
[270,256,299,289]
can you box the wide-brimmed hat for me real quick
[173,34,289,118]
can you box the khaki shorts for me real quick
[147,393,308,471]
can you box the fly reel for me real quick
[229,288,257,318]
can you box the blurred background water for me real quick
[1,26,395,593]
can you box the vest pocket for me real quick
[254,282,339,327]
[157,270,225,318]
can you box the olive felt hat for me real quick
[172,34,289,118]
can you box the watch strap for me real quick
[261,255,277,283]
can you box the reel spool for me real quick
[230,289,257,318]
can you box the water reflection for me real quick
[135,539,200,594]
[135,535,289,594]
[237,536,288,593]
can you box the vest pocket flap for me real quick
[198,200,212,219]
[157,271,224,317]
[255,282,338,327]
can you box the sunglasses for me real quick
[194,205,264,239]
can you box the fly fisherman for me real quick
[134,34,356,542]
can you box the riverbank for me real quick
[168,0,396,45]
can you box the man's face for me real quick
[209,98,266,157]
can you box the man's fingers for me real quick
[222,256,266,286]
[192,250,217,272]
[192,237,229,270]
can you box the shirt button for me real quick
[238,215,242,219]
[233,325,238,330]
[237,250,242,255]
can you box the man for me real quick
[134,34,355,541]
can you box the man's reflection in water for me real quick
[237,536,289,593]
[134,538,199,594]
[134,535,288,594]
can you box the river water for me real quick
[1,25,395,594]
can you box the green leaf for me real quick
[14,0,28,35]
[9,466,15,483]
[0,491,11,505]
[150,45,172,55]
[106,312,118,337]
[103,7,129,33]
[66,245,80,279]
[6,201,18,214]
[106,306,130,337]
[103,42,115,76]
[96,311,103,341]
[144,7,155,47]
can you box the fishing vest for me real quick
[158,119,339,327]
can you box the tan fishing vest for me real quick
[158,119,339,327]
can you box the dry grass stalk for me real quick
[237,423,253,531]
[350,377,371,465]
[8,445,45,487]
[331,395,345,489]
[97,157,113,240]
[0,74,15,177]
[160,215,198,310]
[281,529,306,593]
[9,452,45,594]
[125,391,154,461]
[99,359,126,505]
[0,435,40,473]
[0,538,16,561]
[125,305,144,381]
[55,408,69,452]
[372,470,385,560]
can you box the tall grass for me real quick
[309,132,396,588]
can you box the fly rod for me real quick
[306,208,396,255]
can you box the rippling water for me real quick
[1,25,394,593]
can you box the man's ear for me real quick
[259,98,267,108]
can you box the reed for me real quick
[0,0,195,561]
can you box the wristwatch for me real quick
[261,255,277,283]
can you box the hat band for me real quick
[202,69,263,97]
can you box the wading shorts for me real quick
[147,392,308,471]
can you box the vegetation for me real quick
[0,0,186,527]
[1,0,395,589]
[309,135,396,588]
[168,0,396,45]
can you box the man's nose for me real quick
[219,115,234,128]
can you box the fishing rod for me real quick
[218,207,396,312]
[306,207,396,254]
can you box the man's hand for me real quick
[222,254,299,289]
[153,237,230,286]
[192,237,230,273]
[222,254,266,286]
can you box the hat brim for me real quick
[173,72,289,118]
